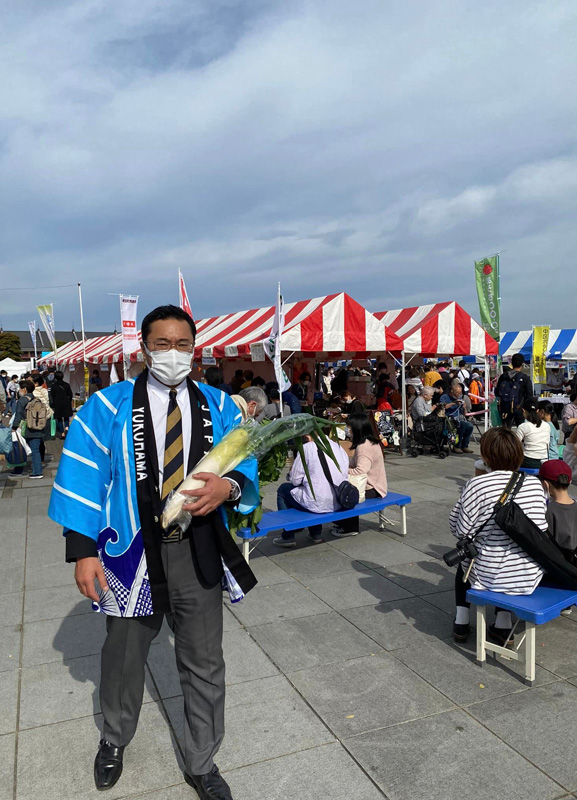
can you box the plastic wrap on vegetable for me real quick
[161,413,341,533]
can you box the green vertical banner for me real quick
[474,255,500,341]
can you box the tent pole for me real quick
[401,351,407,438]
[484,355,490,432]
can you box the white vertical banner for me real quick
[110,363,120,384]
[119,295,140,355]
[263,283,291,394]
[37,304,58,355]
[28,321,38,363]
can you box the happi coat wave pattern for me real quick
[48,379,259,618]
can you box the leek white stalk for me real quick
[161,413,341,533]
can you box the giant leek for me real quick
[161,413,341,533]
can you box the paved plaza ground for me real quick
[2,439,577,800]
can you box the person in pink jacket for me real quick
[332,414,388,537]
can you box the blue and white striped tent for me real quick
[500,330,577,361]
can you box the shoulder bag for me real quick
[318,450,360,510]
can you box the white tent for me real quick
[0,357,33,375]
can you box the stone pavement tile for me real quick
[120,786,190,800]
[19,653,157,729]
[10,486,53,500]
[305,569,412,611]
[227,582,331,627]
[0,627,21,673]
[225,741,384,800]
[24,584,92,623]
[164,674,335,772]
[249,611,383,673]
[14,477,54,488]
[534,616,577,678]
[0,591,23,628]
[22,608,106,666]
[0,562,24,596]
[377,559,454,596]
[289,653,454,737]
[223,604,242,631]
[0,733,15,799]
[147,628,278,700]
[421,588,469,618]
[245,554,295,586]
[345,708,563,800]
[0,669,18,735]
[342,597,453,651]
[16,703,184,800]
[327,529,425,568]
[25,559,76,590]
[469,682,577,791]
[397,483,457,503]
[269,546,360,582]
[393,638,559,706]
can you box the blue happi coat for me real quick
[48,378,259,617]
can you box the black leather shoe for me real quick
[185,765,233,800]
[453,621,470,643]
[94,739,124,791]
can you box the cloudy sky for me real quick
[1,0,576,334]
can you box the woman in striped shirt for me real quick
[450,427,547,647]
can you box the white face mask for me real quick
[145,347,192,386]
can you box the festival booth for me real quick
[0,357,34,376]
[500,329,577,362]
[373,302,499,433]
[193,292,405,403]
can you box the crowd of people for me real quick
[0,367,74,479]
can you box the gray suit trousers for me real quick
[99,538,225,776]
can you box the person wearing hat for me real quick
[539,460,577,615]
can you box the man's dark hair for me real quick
[251,376,265,387]
[243,370,254,381]
[348,413,379,449]
[55,371,64,381]
[269,387,280,400]
[511,353,525,369]
[459,360,467,368]
[204,366,224,387]
[22,379,35,393]
[19,380,29,391]
[92,370,99,375]
[300,372,311,381]
[32,374,44,387]
[234,369,243,378]
[141,304,196,342]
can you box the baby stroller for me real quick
[373,410,401,451]
[408,410,449,459]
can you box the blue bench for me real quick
[237,492,412,562]
[519,467,540,476]
[467,585,577,685]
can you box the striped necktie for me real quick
[161,389,184,503]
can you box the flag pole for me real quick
[78,283,89,399]
[278,282,284,418]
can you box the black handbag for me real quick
[495,472,577,590]
[318,450,359,510]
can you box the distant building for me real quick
[2,328,116,361]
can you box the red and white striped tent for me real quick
[195,292,404,358]
[40,292,405,367]
[40,336,123,368]
[373,302,499,357]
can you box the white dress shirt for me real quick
[147,373,192,493]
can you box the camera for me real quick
[443,538,478,567]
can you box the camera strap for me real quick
[468,471,525,542]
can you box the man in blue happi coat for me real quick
[49,305,259,799]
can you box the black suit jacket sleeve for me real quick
[65,530,98,562]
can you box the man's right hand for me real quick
[75,557,109,603]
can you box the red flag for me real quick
[178,269,193,321]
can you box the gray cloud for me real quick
[0,0,575,334]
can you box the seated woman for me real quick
[332,413,388,538]
[515,398,551,469]
[537,400,560,461]
[274,434,349,548]
[450,427,547,648]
